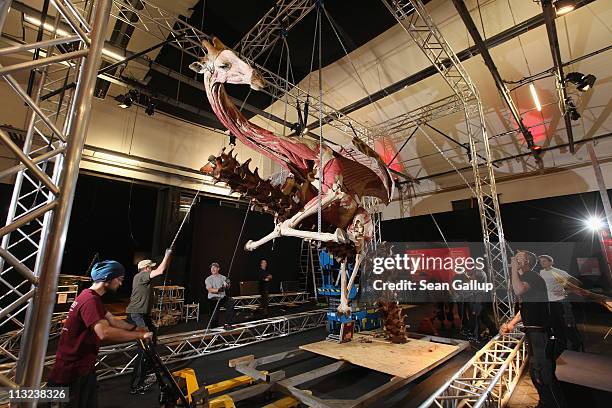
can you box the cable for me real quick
[201,204,251,335]
[155,181,207,328]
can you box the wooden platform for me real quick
[556,350,612,392]
[300,332,463,379]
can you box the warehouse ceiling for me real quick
[1,0,611,196]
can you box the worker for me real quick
[257,259,272,317]
[538,254,583,352]
[501,251,567,408]
[205,262,235,329]
[125,248,172,394]
[47,260,153,408]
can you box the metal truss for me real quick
[107,0,374,143]
[419,332,527,408]
[382,0,513,327]
[0,0,112,392]
[229,292,309,310]
[0,309,326,382]
[235,0,316,62]
[376,94,468,143]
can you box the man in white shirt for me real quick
[538,255,583,351]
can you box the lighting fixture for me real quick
[554,0,576,16]
[117,90,137,109]
[229,135,237,146]
[529,83,542,112]
[567,98,580,121]
[145,102,155,116]
[24,14,125,62]
[566,72,596,92]
[23,15,71,37]
[584,216,605,232]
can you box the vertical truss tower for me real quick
[382,0,513,326]
[0,0,112,393]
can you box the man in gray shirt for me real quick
[205,262,235,329]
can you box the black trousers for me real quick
[526,330,567,408]
[550,301,583,353]
[209,296,235,327]
[259,281,270,315]
[126,313,156,389]
[46,370,97,408]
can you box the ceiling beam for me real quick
[541,0,575,154]
[303,0,596,134]
[451,0,537,156]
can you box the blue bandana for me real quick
[91,260,125,282]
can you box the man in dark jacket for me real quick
[257,259,272,316]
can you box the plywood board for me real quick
[300,333,461,379]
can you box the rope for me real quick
[201,204,251,335]
[155,181,205,328]
[317,5,323,236]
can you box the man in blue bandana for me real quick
[48,260,153,408]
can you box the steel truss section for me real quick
[229,292,310,310]
[0,0,112,392]
[235,0,317,62]
[419,333,527,408]
[0,309,326,382]
[376,94,468,142]
[382,0,513,327]
[108,0,374,143]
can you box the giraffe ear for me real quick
[202,38,220,60]
[212,36,228,51]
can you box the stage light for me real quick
[529,83,542,112]
[566,98,580,121]
[229,135,237,146]
[554,0,576,16]
[566,72,596,92]
[145,102,155,116]
[118,94,132,109]
[584,216,605,232]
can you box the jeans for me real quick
[45,370,97,408]
[126,313,155,389]
[209,296,235,327]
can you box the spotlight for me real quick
[554,0,576,16]
[566,72,596,92]
[584,216,605,232]
[118,94,132,109]
[117,90,137,109]
[145,102,155,116]
[567,98,580,121]
[229,134,236,146]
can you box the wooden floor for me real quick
[300,332,462,379]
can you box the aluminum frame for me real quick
[0,309,326,382]
[419,332,527,408]
[382,0,513,327]
[229,292,310,310]
[0,0,112,393]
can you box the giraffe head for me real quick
[189,37,265,91]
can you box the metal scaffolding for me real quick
[419,333,527,408]
[0,309,326,385]
[381,0,513,327]
[0,0,112,393]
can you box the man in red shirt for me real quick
[48,260,153,407]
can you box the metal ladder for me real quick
[298,240,322,299]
